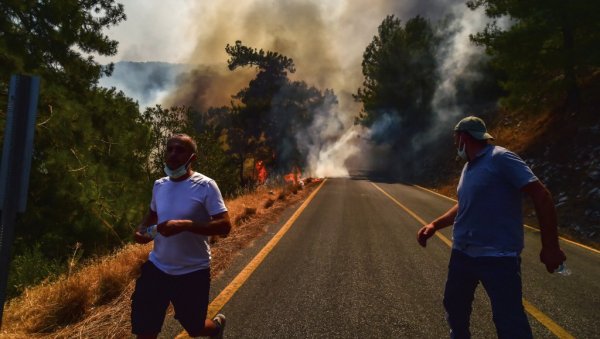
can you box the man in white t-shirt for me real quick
[131,134,231,339]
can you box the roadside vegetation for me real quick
[0,1,337,302]
[1,181,318,337]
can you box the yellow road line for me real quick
[554,236,600,254]
[413,184,457,203]
[371,183,452,247]
[176,179,327,338]
[413,184,600,255]
[522,300,575,339]
[372,182,575,339]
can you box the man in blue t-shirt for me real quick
[417,116,566,339]
[131,134,231,339]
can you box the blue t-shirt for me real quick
[453,145,538,256]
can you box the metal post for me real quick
[0,75,40,328]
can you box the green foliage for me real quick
[0,0,158,296]
[141,105,193,179]
[7,244,63,299]
[467,0,600,111]
[17,86,151,258]
[354,15,439,144]
[195,129,240,197]
[140,105,240,197]
[0,0,125,88]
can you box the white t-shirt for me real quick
[148,172,228,275]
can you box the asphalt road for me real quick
[162,178,600,338]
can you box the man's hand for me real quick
[540,247,567,273]
[134,209,158,243]
[157,220,190,237]
[417,224,437,247]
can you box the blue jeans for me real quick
[443,249,533,339]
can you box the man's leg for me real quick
[479,256,533,339]
[171,268,223,337]
[444,250,479,339]
[131,261,171,338]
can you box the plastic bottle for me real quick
[554,263,572,276]
[145,224,158,239]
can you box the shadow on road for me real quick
[347,169,412,185]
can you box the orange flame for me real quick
[284,166,302,185]
[255,160,267,185]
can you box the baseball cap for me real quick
[454,116,494,140]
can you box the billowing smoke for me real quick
[426,5,489,144]
[102,0,494,178]
[164,65,256,113]
[295,92,359,178]
[98,61,190,108]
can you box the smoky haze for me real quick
[104,0,493,179]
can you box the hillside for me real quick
[1,182,320,337]
[422,93,600,249]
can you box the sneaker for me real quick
[210,313,226,339]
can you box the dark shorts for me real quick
[131,261,211,336]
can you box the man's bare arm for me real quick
[521,180,566,273]
[157,212,232,237]
[417,203,458,247]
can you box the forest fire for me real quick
[255,160,267,185]
[254,159,322,188]
[284,166,302,186]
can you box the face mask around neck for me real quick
[164,154,194,179]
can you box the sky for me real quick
[97,0,199,64]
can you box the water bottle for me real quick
[144,224,158,239]
[554,263,572,276]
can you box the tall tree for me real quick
[0,0,125,90]
[354,15,439,146]
[467,0,600,112]
[225,40,296,181]
[225,41,340,178]
[18,87,151,258]
[0,1,159,295]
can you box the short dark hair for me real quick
[169,133,197,153]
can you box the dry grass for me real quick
[1,182,318,338]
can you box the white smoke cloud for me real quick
[99,0,487,178]
[309,127,361,178]
[97,0,198,64]
[426,5,489,142]
[298,95,361,177]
